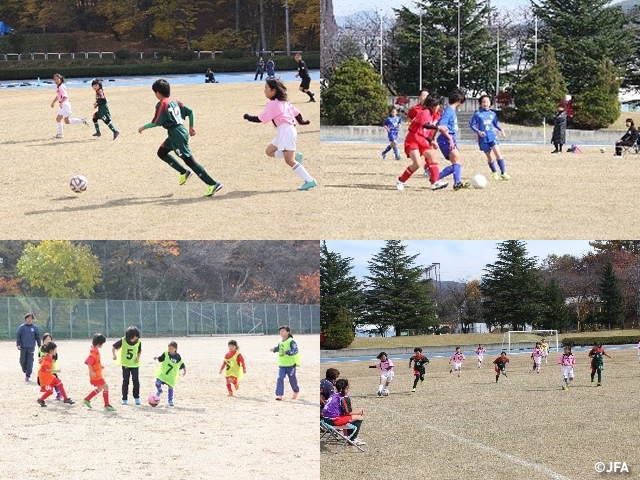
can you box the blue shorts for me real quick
[388,131,399,142]
[437,137,458,160]
[479,140,498,153]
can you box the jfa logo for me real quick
[594,461,629,473]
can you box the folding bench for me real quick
[320,418,364,453]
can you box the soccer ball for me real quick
[147,394,160,407]
[470,174,488,189]
[70,175,88,193]
[600,147,605,153]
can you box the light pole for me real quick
[419,11,423,89]
[379,9,383,84]
[496,25,499,96]
[534,16,538,65]
[284,0,290,55]
[457,0,461,88]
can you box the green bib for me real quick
[155,351,183,387]
[119,337,141,368]
[278,337,301,367]
[223,351,244,379]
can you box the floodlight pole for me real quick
[419,11,423,89]
[379,9,383,84]
[534,16,538,65]
[457,0,461,88]
[284,0,290,55]
[496,25,499,96]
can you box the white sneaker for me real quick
[353,439,366,446]
[430,180,448,191]
[82,118,89,127]
[396,180,404,191]
[52,133,63,139]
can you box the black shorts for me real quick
[299,77,311,90]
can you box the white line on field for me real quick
[376,403,574,480]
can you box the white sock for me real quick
[69,118,83,124]
[57,122,63,134]
[292,162,314,182]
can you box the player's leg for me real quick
[597,366,602,385]
[101,382,112,408]
[412,374,419,391]
[447,149,468,190]
[182,155,222,196]
[157,145,189,179]
[38,385,55,405]
[54,113,64,137]
[483,148,499,179]
[390,140,400,160]
[424,149,447,190]
[103,114,119,139]
[122,366,130,403]
[397,149,423,190]
[168,386,175,406]
[300,78,315,102]
[275,366,287,400]
[155,378,164,396]
[287,366,300,399]
[225,376,234,395]
[282,149,317,191]
[381,141,392,159]
[92,113,101,136]
[492,144,509,179]
[131,367,140,403]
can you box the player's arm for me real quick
[469,113,480,134]
[286,340,299,356]
[243,113,261,123]
[237,353,247,372]
[295,113,310,125]
[409,357,413,368]
[218,360,226,374]
[180,363,187,376]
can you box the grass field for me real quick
[2,335,319,479]
[1,80,320,239]
[320,348,640,480]
[317,143,640,239]
[346,330,640,349]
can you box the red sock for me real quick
[103,390,110,406]
[40,389,53,401]
[398,166,416,184]
[428,164,440,184]
[226,382,233,394]
[57,383,68,400]
[84,389,99,402]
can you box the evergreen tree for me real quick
[364,241,436,336]
[532,0,633,94]
[320,241,363,333]
[590,240,640,254]
[514,45,567,125]
[571,58,621,129]
[390,0,497,95]
[599,262,625,329]
[541,278,570,332]
[321,58,389,125]
[323,307,356,350]
[481,241,545,331]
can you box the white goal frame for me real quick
[502,330,559,354]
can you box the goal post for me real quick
[502,330,559,354]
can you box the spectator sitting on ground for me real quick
[614,118,638,156]
[205,68,218,83]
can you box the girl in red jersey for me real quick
[219,340,247,396]
[396,95,451,192]
[492,351,509,383]
[37,342,75,407]
[83,333,115,410]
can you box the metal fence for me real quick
[0,297,319,340]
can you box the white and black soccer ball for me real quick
[70,175,88,193]
[600,147,605,153]
[470,173,488,189]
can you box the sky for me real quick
[324,240,594,282]
[333,0,532,17]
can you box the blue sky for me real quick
[324,240,594,282]
[333,0,532,17]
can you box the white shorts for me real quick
[271,123,297,152]
[533,358,541,366]
[380,371,394,382]
[57,101,73,118]
[477,355,484,362]
[453,362,462,370]
[562,366,574,379]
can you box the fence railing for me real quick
[0,297,319,340]
[1,50,304,61]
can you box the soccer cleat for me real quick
[52,134,63,139]
[396,180,405,191]
[453,182,471,190]
[113,130,120,140]
[295,152,303,164]
[63,398,75,405]
[83,400,92,409]
[292,392,299,400]
[92,132,101,137]
[381,152,387,160]
[411,388,416,392]
[37,399,46,407]
[501,173,511,180]
[597,383,602,387]
[168,401,174,406]
[275,396,283,401]
[205,183,223,196]
[298,180,317,191]
[228,392,233,396]
[308,96,316,103]
[179,170,193,185]
[353,439,366,446]
[122,399,128,405]
[134,398,141,405]
[395,156,401,161]
[82,118,89,126]
[492,172,500,180]
[25,376,30,382]
[430,180,448,191]
[104,405,115,411]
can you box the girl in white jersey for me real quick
[243,78,317,191]
[449,347,466,377]
[369,352,394,396]
[50,73,88,139]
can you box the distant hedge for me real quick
[0,52,319,81]
[562,335,639,347]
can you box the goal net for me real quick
[501,330,559,354]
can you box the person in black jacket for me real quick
[615,118,639,156]
[551,104,567,153]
